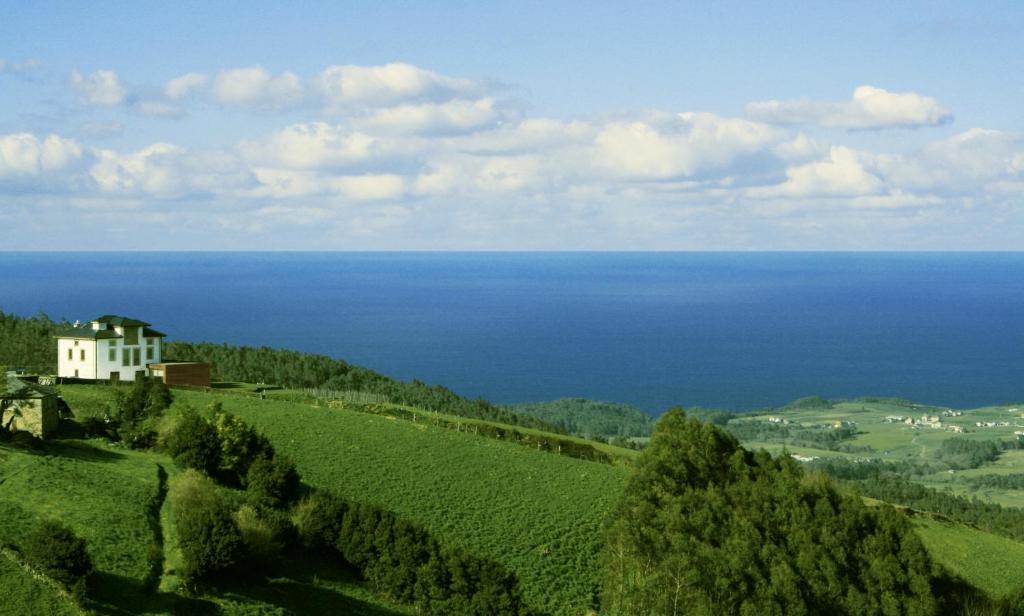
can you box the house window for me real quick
[67,348,72,360]
[74,369,78,377]
[109,345,117,362]
[123,351,130,367]
[133,348,141,366]
[74,340,79,347]
[80,349,85,361]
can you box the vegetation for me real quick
[20,519,93,595]
[725,418,870,452]
[169,470,243,584]
[854,476,1024,543]
[162,387,628,615]
[511,398,656,438]
[934,437,1002,470]
[165,340,560,431]
[601,408,939,615]
[0,311,61,375]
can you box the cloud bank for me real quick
[2,63,1020,249]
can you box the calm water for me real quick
[1,252,1022,412]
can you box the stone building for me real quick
[1,371,60,438]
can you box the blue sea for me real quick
[1,252,1022,412]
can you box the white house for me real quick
[55,315,166,382]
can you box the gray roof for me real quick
[54,315,167,339]
[54,326,121,340]
[2,373,57,399]
[93,315,152,327]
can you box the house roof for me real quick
[93,315,152,327]
[54,326,121,340]
[2,373,57,399]
[54,315,166,339]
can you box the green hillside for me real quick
[161,387,630,615]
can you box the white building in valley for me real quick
[55,315,166,382]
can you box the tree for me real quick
[601,408,939,616]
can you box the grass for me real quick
[0,386,413,615]
[0,552,78,616]
[168,387,630,616]
[913,514,1024,599]
[0,438,160,611]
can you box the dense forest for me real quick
[0,310,557,432]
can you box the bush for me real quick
[212,407,273,485]
[163,407,221,475]
[170,470,243,583]
[21,520,93,590]
[246,454,302,510]
[293,491,348,551]
[234,505,286,565]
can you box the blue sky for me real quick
[1,1,1022,249]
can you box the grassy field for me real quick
[913,514,1024,599]
[166,387,629,616]
[0,438,162,612]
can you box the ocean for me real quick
[1,252,1022,412]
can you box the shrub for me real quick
[21,520,93,590]
[163,407,221,475]
[246,454,302,510]
[234,505,285,565]
[170,470,243,583]
[212,407,273,485]
[293,492,348,551]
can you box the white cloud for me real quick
[214,66,304,109]
[316,62,481,108]
[164,72,209,99]
[747,86,952,129]
[240,123,386,169]
[871,128,1024,192]
[360,98,511,135]
[248,168,405,201]
[90,143,187,195]
[70,69,127,105]
[594,112,786,179]
[748,146,884,198]
[0,133,83,176]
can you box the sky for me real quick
[1,1,1022,250]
